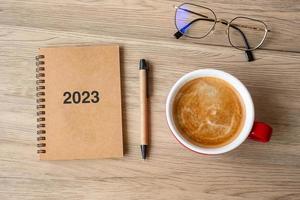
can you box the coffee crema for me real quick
[173,77,245,148]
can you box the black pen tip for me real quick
[140,145,147,159]
[139,59,148,70]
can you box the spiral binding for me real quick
[35,55,46,154]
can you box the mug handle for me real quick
[248,121,273,142]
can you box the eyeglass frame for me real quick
[174,3,271,62]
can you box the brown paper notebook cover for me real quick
[35,45,123,160]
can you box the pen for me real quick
[139,59,149,160]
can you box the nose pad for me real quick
[225,29,228,35]
[225,24,230,36]
[209,27,215,35]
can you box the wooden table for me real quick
[0,1,299,199]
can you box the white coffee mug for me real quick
[166,69,272,154]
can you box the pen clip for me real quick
[146,68,149,98]
[139,59,150,98]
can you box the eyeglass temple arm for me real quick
[174,18,213,39]
[174,18,254,62]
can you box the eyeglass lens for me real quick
[175,4,216,38]
[228,17,267,50]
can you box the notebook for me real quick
[35,45,123,160]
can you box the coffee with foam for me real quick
[173,77,245,148]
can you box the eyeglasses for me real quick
[174,3,271,62]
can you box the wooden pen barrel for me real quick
[140,69,148,145]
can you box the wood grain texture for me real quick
[0,0,299,199]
